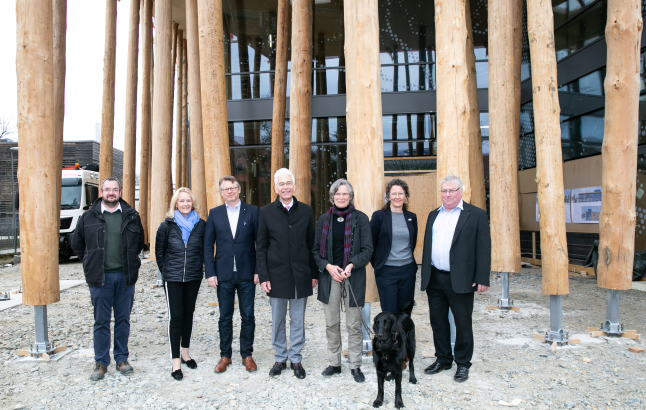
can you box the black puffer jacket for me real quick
[155,217,206,282]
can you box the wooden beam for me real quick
[289,0,313,205]
[527,0,569,295]
[16,0,61,305]
[99,0,117,183]
[150,0,173,261]
[186,0,207,219]
[270,0,290,196]
[139,0,152,243]
[168,22,178,197]
[197,0,232,210]
[488,0,522,273]
[344,0,384,303]
[181,38,188,188]
[122,0,140,207]
[597,0,643,291]
[53,0,66,219]
[174,29,184,190]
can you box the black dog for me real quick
[372,300,417,408]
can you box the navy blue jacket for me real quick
[369,208,418,270]
[204,202,259,282]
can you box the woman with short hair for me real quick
[313,179,373,383]
[370,179,418,314]
[155,187,206,381]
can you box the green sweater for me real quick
[103,210,124,273]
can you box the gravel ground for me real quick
[0,259,645,410]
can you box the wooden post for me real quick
[122,0,140,207]
[344,0,384,303]
[435,0,473,201]
[270,0,290,195]
[174,30,184,190]
[197,0,232,210]
[53,0,66,216]
[527,0,569,295]
[99,0,117,183]
[597,0,643,290]
[465,1,486,210]
[139,0,152,243]
[488,0,522,273]
[168,22,178,197]
[289,0,313,205]
[16,0,60,305]
[181,39,188,188]
[150,0,173,260]
[186,0,207,218]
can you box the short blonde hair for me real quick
[167,187,199,218]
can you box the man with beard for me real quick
[71,178,145,381]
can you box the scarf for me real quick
[319,205,354,269]
[174,210,199,244]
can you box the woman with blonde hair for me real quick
[155,187,206,381]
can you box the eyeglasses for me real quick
[278,181,294,188]
[441,188,460,195]
[334,192,350,197]
[390,192,406,197]
[102,189,120,193]
[221,187,239,193]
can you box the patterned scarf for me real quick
[319,205,354,269]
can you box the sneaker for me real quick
[116,361,134,376]
[90,362,107,381]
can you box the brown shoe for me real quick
[214,357,232,373]
[90,362,107,381]
[242,356,257,372]
[116,361,134,375]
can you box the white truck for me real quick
[59,167,100,259]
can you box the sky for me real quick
[0,0,176,177]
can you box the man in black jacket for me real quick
[71,178,145,381]
[257,168,318,379]
[420,175,491,383]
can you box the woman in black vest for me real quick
[370,179,418,314]
[155,187,206,381]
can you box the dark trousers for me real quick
[89,272,135,366]
[164,280,201,359]
[426,267,475,367]
[217,272,256,358]
[375,261,417,314]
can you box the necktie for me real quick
[285,206,290,211]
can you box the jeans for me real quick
[216,272,256,358]
[89,272,135,366]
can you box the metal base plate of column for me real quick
[151,267,164,288]
[361,303,372,354]
[497,272,515,310]
[543,295,570,345]
[600,289,623,336]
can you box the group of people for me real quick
[71,169,491,385]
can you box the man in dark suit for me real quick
[204,176,259,373]
[420,174,491,382]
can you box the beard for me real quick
[102,197,119,207]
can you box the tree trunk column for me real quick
[175,29,184,190]
[527,0,569,295]
[139,0,152,243]
[197,0,232,210]
[181,39,189,188]
[99,0,117,183]
[16,0,60,305]
[597,1,643,290]
[53,0,66,217]
[488,0,522,273]
[344,0,384,303]
[270,0,290,195]
[150,0,174,260]
[123,0,140,206]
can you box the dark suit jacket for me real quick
[420,202,491,293]
[204,201,259,282]
[369,209,418,270]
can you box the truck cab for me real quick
[59,168,100,259]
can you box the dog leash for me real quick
[341,278,374,338]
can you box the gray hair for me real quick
[100,177,122,191]
[274,168,295,186]
[440,175,464,191]
[329,179,355,205]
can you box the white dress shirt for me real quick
[226,200,241,271]
[281,198,294,210]
[101,202,122,214]
[431,200,464,271]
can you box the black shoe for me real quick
[290,362,306,379]
[171,368,183,381]
[351,368,365,383]
[269,361,286,377]
[454,366,469,382]
[181,358,197,369]
[321,365,341,376]
[424,360,452,375]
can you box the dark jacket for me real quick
[313,209,373,307]
[369,209,418,270]
[256,197,318,299]
[70,198,145,287]
[204,202,259,282]
[420,202,491,293]
[154,217,206,283]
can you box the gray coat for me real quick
[313,210,373,307]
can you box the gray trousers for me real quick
[270,295,308,364]
[323,279,363,369]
